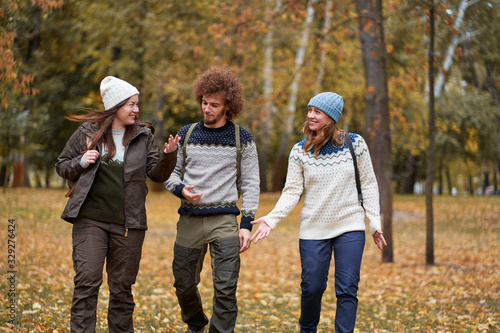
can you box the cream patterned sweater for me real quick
[261,133,381,240]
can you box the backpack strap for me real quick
[235,124,241,195]
[181,123,197,180]
[345,133,364,209]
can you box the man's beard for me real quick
[204,116,217,125]
[203,111,225,126]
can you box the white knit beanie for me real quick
[100,76,140,110]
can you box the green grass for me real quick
[0,188,499,332]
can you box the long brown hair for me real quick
[65,98,154,162]
[302,117,345,157]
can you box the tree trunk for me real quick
[468,175,474,195]
[438,158,443,195]
[34,170,42,188]
[377,0,393,263]
[426,0,436,266]
[493,171,497,193]
[483,171,489,195]
[45,165,51,188]
[12,140,31,188]
[486,62,500,195]
[485,60,500,105]
[0,163,7,187]
[259,0,282,193]
[273,0,316,191]
[463,41,480,89]
[12,152,26,187]
[356,0,393,262]
[316,0,333,94]
[445,166,452,194]
[402,153,416,194]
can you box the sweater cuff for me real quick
[261,216,278,230]
[80,156,89,169]
[173,184,186,199]
[163,146,178,154]
[240,215,253,231]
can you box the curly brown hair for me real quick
[193,67,244,122]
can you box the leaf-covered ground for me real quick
[0,188,498,332]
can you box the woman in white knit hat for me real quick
[56,76,180,333]
[250,92,386,333]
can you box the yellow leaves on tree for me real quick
[1,0,63,109]
[30,0,63,12]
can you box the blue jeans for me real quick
[299,231,365,333]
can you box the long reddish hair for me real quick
[302,117,345,157]
[65,98,154,162]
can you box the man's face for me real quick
[202,94,227,128]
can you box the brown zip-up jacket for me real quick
[56,122,177,230]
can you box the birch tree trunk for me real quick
[259,0,282,192]
[273,0,316,191]
[316,0,333,94]
[434,0,480,98]
[356,0,393,262]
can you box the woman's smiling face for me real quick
[112,94,139,129]
[307,105,330,132]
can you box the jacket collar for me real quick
[80,122,150,140]
[80,122,98,137]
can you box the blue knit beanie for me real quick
[307,92,344,123]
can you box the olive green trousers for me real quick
[173,214,240,333]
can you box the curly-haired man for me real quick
[165,67,260,333]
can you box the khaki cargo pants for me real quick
[173,214,240,333]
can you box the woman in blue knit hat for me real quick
[251,92,386,333]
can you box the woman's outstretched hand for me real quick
[250,218,272,244]
[372,230,387,250]
[164,134,180,153]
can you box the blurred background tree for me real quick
[0,0,498,199]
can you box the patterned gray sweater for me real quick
[165,121,260,230]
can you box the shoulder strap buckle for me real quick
[345,133,364,210]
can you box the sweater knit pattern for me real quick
[165,121,260,230]
[261,133,381,240]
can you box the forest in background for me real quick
[1,0,499,195]
[1,2,499,329]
